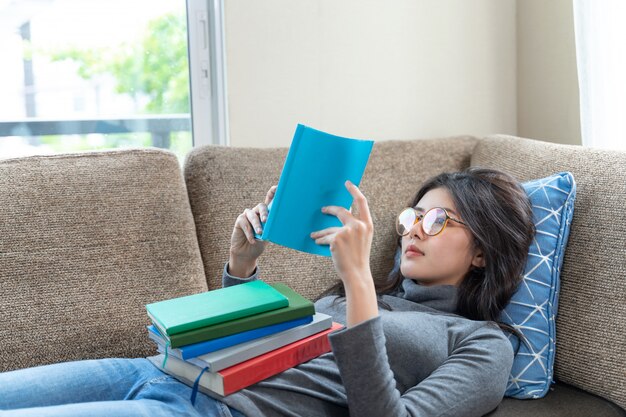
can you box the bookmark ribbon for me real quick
[162,341,170,368]
[190,366,210,406]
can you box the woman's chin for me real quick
[400,270,437,286]
[412,277,439,286]
[400,267,424,282]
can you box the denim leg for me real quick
[0,358,164,410]
[0,398,227,417]
[0,358,246,417]
[0,373,239,417]
[229,407,247,417]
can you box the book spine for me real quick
[190,315,328,372]
[169,303,315,348]
[168,298,288,335]
[181,315,313,360]
[261,123,305,241]
[220,323,342,395]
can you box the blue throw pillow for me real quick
[501,172,576,399]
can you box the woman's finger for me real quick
[264,185,278,205]
[236,214,256,244]
[254,203,269,222]
[310,227,342,239]
[244,208,263,235]
[321,205,352,225]
[314,232,336,246]
[345,180,372,223]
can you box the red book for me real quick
[150,322,343,396]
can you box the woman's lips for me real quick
[405,245,424,257]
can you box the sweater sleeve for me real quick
[221,262,260,288]
[329,316,513,417]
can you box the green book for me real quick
[146,280,288,337]
[161,283,315,348]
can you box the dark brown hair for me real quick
[317,167,535,339]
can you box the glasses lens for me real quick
[422,208,447,235]
[396,208,416,235]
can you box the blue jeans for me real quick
[0,358,247,417]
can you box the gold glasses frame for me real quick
[395,207,467,237]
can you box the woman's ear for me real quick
[471,249,486,268]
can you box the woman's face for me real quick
[400,187,484,287]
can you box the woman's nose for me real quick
[409,219,425,240]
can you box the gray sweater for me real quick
[219,265,513,417]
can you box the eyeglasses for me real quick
[396,207,467,237]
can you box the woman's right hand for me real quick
[228,185,277,277]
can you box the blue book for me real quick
[147,315,313,360]
[255,124,374,256]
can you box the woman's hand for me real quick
[228,185,276,277]
[310,181,378,326]
[311,181,374,284]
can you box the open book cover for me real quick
[255,124,374,257]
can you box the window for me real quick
[0,0,227,161]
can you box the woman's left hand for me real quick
[310,180,374,287]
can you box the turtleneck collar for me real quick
[395,278,459,314]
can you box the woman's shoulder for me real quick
[450,318,515,358]
[419,311,509,349]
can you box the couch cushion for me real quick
[472,135,626,410]
[487,382,626,417]
[0,149,207,372]
[184,136,477,299]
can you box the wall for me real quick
[516,0,582,146]
[224,0,517,147]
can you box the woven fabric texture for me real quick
[184,136,477,300]
[488,382,626,417]
[472,135,626,410]
[0,149,207,372]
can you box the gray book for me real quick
[157,312,332,372]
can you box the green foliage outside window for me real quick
[32,12,193,161]
[51,12,190,114]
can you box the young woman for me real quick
[0,167,534,417]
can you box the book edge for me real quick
[262,123,305,241]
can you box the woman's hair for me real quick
[316,167,535,339]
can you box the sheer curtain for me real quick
[573,0,626,151]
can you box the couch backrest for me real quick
[0,149,207,372]
[472,135,626,409]
[184,136,477,299]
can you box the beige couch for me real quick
[1,135,624,416]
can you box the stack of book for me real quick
[145,280,341,396]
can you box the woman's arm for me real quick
[222,262,260,288]
[329,318,513,417]
[310,180,378,327]
[224,186,276,285]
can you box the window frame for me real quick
[187,0,229,147]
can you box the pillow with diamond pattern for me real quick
[501,171,576,399]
